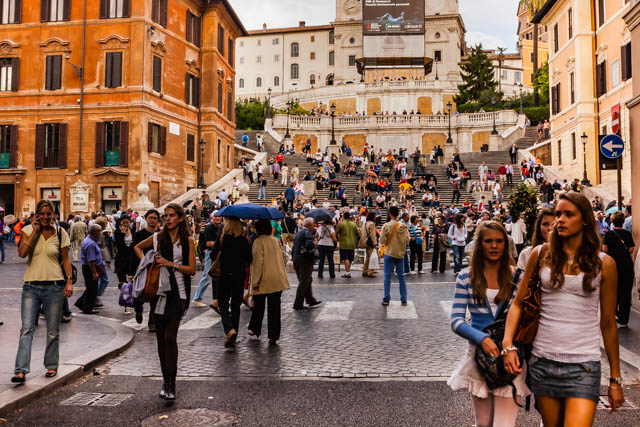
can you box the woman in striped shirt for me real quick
[448,221,528,427]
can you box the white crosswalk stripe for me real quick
[386,301,418,319]
[181,310,221,330]
[315,301,354,321]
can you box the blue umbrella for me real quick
[605,206,625,215]
[215,203,284,220]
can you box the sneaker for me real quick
[342,273,351,278]
[192,300,207,308]
[124,307,132,314]
[381,300,390,306]
[418,271,425,274]
[401,301,408,306]
[617,323,629,329]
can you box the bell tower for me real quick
[336,0,363,22]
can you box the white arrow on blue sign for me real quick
[599,134,624,159]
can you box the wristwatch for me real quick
[173,261,180,270]
[610,377,623,386]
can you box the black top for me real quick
[114,229,137,277]
[292,229,315,264]
[200,223,219,249]
[604,229,634,269]
[282,217,298,235]
[211,233,252,277]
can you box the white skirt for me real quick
[447,344,531,399]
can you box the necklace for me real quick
[567,255,575,267]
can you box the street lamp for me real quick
[330,103,337,145]
[581,133,591,187]
[266,87,272,119]
[284,99,291,139]
[518,82,524,115]
[198,139,206,189]
[491,96,498,135]
[446,101,453,143]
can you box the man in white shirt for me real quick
[505,162,514,185]
[478,162,488,182]
[507,215,527,255]
[281,163,289,186]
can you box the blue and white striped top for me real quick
[450,268,517,346]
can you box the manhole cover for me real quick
[142,409,237,426]
[597,395,637,410]
[60,392,134,407]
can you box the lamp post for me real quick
[491,96,498,135]
[581,133,591,187]
[198,139,206,189]
[518,83,524,115]
[446,101,453,143]
[284,99,291,139]
[330,103,337,145]
[266,87,272,119]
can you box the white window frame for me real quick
[1,0,16,24]
[0,59,12,91]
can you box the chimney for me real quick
[299,21,306,27]
[263,23,267,31]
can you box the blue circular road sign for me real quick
[600,134,624,159]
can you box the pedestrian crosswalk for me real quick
[119,300,456,331]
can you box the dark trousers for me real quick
[510,153,517,163]
[317,245,335,278]
[216,274,245,334]
[616,267,635,325]
[506,173,513,184]
[285,199,294,212]
[76,264,98,314]
[155,302,181,380]
[133,297,157,326]
[294,262,317,308]
[451,190,460,204]
[431,245,446,273]
[248,291,282,340]
[409,241,423,272]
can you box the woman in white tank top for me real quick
[502,193,625,426]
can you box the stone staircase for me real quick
[516,126,541,150]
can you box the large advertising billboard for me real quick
[363,0,425,35]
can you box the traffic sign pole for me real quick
[618,157,623,210]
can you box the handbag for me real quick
[379,222,400,257]
[474,280,525,406]
[118,281,134,307]
[208,234,224,280]
[3,225,9,235]
[514,244,548,346]
[438,233,451,249]
[138,262,160,303]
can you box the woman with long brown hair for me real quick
[448,221,528,427]
[516,207,555,274]
[134,203,196,400]
[503,193,625,426]
[12,200,73,383]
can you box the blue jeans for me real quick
[97,266,110,297]
[317,245,335,278]
[383,255,407,303]
[0,234,5,262]
[194,250,212,301]
[452,245,465,273]
[15,282,65,374]
[258,187,266,200]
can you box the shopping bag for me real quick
[119,282,134,308]
[368,250,380,271]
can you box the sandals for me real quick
[45,369,57,378]
[11,372,25,383]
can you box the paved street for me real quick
[1,244,640,425]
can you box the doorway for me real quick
[0,184,14,215]
[101,186,123,214]
[149,181,160,207]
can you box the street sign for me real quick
[0,152,8,169]
[611,104,620,135]
[599,134,624,159]
[105,150,119,166]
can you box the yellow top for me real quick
[22,225,70,282]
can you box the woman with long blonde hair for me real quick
[448,221,528,427]
[503,193,625,426]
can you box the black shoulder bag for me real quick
[474,279,525,407]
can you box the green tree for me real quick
[508,183,540,242]
[533,61,549,106]
[519,0,546,17]
[235,99,275,130]
[455,44,497,105]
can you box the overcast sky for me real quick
[227,0,520,52]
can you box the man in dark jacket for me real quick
[285,184,296,212]
[292,218,322,310]
[132,209,160,330]
[193,213,221,307]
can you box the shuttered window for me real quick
[152,56,162,92]
[551,84,561,115]
[99,0,129,18]
[218,24,225,54]
[185,73,200,107]
[151,0,167,27]
[228,38,234,64]
[553,23,559,53]
[147,123,166,155]
[40,0,70,22]
[105,52,122,88]
[186,10,201,47]
[45,55,62,90]
[0,124,17,168]
[1,0,21,24]
[227,91,233,121]
[35,123,66,169]
[621,43,632,81]
[0,57,18,91]
[596,61,607,97]
[186,134,195,162]
[95,121,128,167]
[217,81,223,112]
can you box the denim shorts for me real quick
[528,355,601,402]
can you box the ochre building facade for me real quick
[0,0,246,217]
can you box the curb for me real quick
[0,316,134,416]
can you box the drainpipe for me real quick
[77,0,87,174]
[197,5,204,188]
[592,0,601,184]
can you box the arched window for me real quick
[310,74,316,85]
[274,75,280,86]
[291,63,299,80]
[291,42,299,57]
[329,30,335,45]
[239,78,245,89]
[256,77,262,87]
